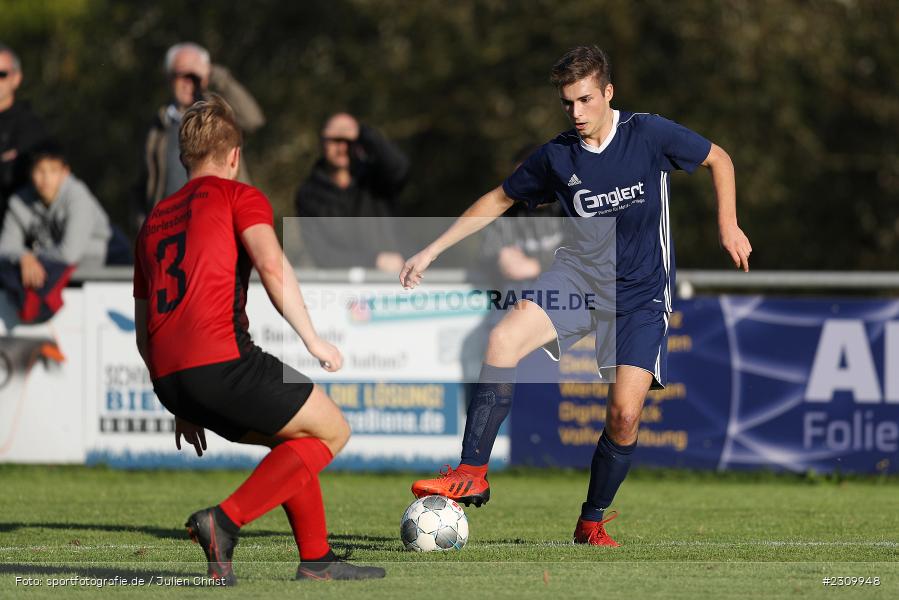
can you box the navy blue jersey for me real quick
[502,110,711,315]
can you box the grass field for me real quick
[1,465,897,598]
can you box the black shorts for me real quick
[153,345,314,442]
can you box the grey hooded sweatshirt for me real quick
[0,174,111,269]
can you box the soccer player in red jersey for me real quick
[133,95,385,583]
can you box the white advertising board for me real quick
[76,281,507,470]
[0,290,85,463]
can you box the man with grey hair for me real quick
[0,42,48,221]
[135,42,265,227]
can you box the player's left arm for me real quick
[701,144,752,272]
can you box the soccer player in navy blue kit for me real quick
[401,46,752,546]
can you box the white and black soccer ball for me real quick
[400,495,469,552]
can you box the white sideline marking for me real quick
[1,540,898,552]
[480,540,899,549]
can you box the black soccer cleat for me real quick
[185,507,239,586]
[295,558,386,581]
[459,486,491,508]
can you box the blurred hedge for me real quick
[1,0,896,269]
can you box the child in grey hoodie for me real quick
[0,141,110,322]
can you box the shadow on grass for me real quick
[329,533,401,553]
[0,523,404,552]
[0,522,283,540]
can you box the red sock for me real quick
[282,475,330,560]
[219,437,332,527]
[457,463,488,477]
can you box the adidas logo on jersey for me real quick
[567,173,582,187]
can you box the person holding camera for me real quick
[134,42,265,228]
[293,113,407,272]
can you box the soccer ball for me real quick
[400,495,469,551]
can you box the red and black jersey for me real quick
[133,176,273,379]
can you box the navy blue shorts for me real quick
[523,267,669,389]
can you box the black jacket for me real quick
[294,125,409,268]
[0,102,48,216]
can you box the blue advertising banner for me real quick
[511,296,899,474]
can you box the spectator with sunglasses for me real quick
[134,42,265,229]
[0,43,49,223]
[292,113,408,271]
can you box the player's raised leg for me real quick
[187,386,385,582]
[214,386,348,528]
[222,432,333,572]
[574,365,652,546]
[259,387,385,580]
[274,393,384,580]
[411,299,556,506]
[183,385,340,583]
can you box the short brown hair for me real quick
[179,94,242,172]
[550,45,612,89]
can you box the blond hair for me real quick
[179,94,242,172]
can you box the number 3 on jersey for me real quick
[156,232,187,313]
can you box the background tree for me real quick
[1,0,896,269]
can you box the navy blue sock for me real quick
[581,430,637,521]
[460,364,516,467]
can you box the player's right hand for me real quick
[400,249,436,289]
[719,223,752,272]
[307,337,343,372]
[175,416,207,457]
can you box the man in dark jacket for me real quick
[293,113,407,271]
[0,43,48,222]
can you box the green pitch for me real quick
[1,465,897,598]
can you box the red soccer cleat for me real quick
[411,464,491,507]
[573,512,620,547]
